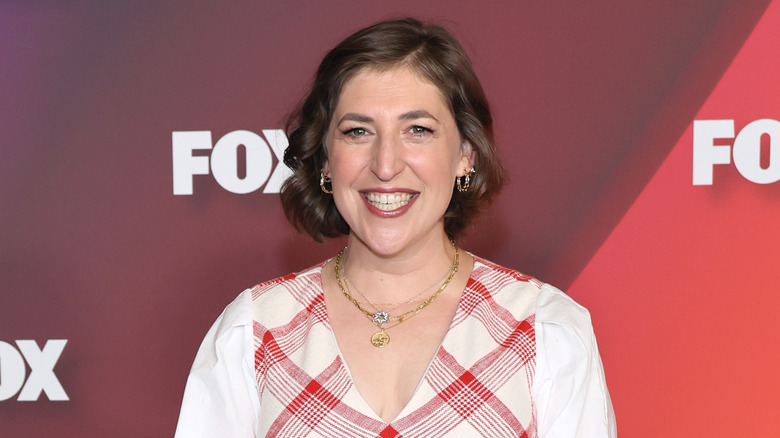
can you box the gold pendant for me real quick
[370,331,390,348]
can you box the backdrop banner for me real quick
[1,1,777,436]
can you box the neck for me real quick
[342,231,457,302]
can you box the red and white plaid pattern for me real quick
[250,256,539,437]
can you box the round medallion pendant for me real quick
[370,331,390,348]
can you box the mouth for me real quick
[363,192,415,211]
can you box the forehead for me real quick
[334,66,451,115]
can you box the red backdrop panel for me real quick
[569,1,780,435]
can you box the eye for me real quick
[409,126,432,135]
[343,127,369,137]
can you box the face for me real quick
[324,66,472,256]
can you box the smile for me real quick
[364,192,414,211]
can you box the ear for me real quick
[320,137,331,173]
[321,153,330,175]
[456,140,475,176]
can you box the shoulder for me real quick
[535,283,594,336]
[243,263,326,331]
[469,254,594,335]
[250,264,323,302]
[209,263,326,335]
[469,254,543,298]
[467,255,544,320]
[470,254,544,288]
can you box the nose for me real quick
[371,133,405,181]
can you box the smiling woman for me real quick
[175,18,616,438]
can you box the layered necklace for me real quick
[345,262,453,324]
[333,243,459,348]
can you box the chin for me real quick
[352,230,409,255]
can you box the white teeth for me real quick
[366,192,412,211]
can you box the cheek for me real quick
[441,148,467,178]
[329,157,364,183]
[411,161,458,191]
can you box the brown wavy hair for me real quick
[280,18,504,242]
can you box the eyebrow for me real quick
[399,110,439,123]
[339,113,374,123]
[337,110,440,124]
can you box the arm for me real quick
[533,284,617,437]
[174,289,260,438]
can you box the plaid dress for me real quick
[175,257,616,438]
[251,257,539,437]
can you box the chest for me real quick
[326,281,460,423]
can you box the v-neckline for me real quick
[317,258,478,424]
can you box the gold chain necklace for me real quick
[344,247,457,323]
[333,244,459,348]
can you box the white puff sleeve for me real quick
[174,289,260,438]
[533,284,617,437]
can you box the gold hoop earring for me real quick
[456,166,475,192]
[320,170,333,194]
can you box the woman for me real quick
[176,18,616,437]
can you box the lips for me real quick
[360,190,418,216]
[364,192,413,211]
